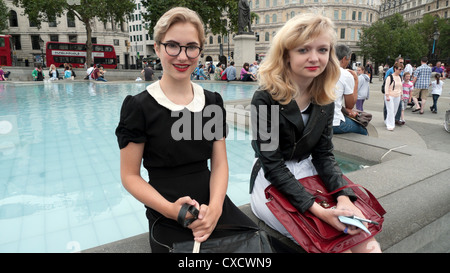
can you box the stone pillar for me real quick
[233,34,257,74]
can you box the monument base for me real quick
[233,34,257,75]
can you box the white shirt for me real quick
[431,80,444,96]
[146,80,205,112]
[404,63,413,75]
[87,67,94,79]
[333,68,355,126]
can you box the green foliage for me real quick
[141,0,240,38]
[359,13,448,65]
[0,0,9,33]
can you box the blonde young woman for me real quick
[115,7,256,253]
[249,14,381,253]
[385,63,404,131]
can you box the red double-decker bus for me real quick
[46,41,117,69]
[0,35,13,66]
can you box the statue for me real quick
[238,0,253,34]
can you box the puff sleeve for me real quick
[115,95,147,149]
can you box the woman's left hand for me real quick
[336,195,367,234]
[188,204,222,242]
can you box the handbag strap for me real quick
[319,176,386,216]
[150,203,200,252]
[177,203,199,227]
[150,203,262,252]
[150,215,174,252]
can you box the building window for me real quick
[265,32,270,41]
[29,20,37,27]
[272,14,277,23]
[69,35,77,43]
[31,35,41,50]
[340,28,346,39]
[9,10,18,27]
[114,39,119,46]
[67,11,76,27]
[50,35,59,42]
[48,17,57,27]
[12,35,21,50]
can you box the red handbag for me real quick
[265,175,386,253]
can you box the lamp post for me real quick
[431,19,440,62]
[38,38,45,67]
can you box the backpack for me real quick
[381,74,394,94]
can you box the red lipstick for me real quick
[173,64,190,72]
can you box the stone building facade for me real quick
[379,0,449,23]
[4,0,130,68]
[202,0,381,66]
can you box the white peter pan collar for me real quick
[146,81,205,112]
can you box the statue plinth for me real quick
[233,34,257,72]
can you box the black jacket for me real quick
[250,90,356,213]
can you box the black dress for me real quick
[115,82,256,252]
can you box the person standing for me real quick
[140,64,154,81]
[378,64,384,81]
[384,63,403,131]
[356,66,370,111]
[384,57,404,124]
[430,73,444,114]
[400,72,414,123]
[365,61,373,83]
[116,7,257,253]
[412,57,432,114]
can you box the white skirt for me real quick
[250,157,318,243]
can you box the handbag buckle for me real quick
[318,201,330,208]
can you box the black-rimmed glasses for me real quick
[159,42,202,59]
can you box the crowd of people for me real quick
[189,60,260,82]
[28,63,108,82]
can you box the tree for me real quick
[12,0,135,66]
[141,0,242,38]
[359,13,448,66]
[413,14,450,63]
[0,0,9,33]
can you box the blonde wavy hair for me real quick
[258,13,340,105]
[154,7,205,48]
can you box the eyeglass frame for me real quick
[158,41,203,59]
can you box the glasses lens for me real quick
[186,46,201,58]
[165,43,181,56]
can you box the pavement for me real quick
[359,78,450,153]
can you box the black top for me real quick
[250,90,356,213]
[115,88,228,198]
